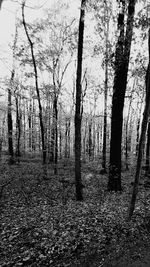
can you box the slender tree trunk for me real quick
[54,95,58,175]
[47,98,51,158]
[22,1,46,164]
[102,0,109,172]
[75,0,86,201]
[88,120,92,160]
[49,120,55,163]
[59,129,62,159]
[23,98,26,153]
[135,100,143,154]
[32,99,36,151]
[8,72,14,162]
[128,29,150,219]
[108,0,136,191]
[65,118,71,158]
[68,120,70,158]
[83,118,88,157]
[145,120,150,177]
[125,95,133,170]
[28,99,32,152]
[136,118,140,155]
[15,95,21,159]
[7,25,18,163]
[97,124,100,155]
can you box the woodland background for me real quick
[0,0,150,266]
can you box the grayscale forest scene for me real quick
[0,0,150,266]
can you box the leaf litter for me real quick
[0,161,150,266]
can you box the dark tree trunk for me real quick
[59,130,62,159]
[102,0,109,172]
[15,95,21,159]
[97,125,100,155]
[23,99,26,153]
[145,117,150,177]
[8,89,14,158]
[32,99,36,151]
[8,73,14,161]
[83,118,88,157]
[49,122,55,163]
[136,118,140,156]
[75,0,86,201]
[88,120,92,160]
[22,2,46,164]
[128,29,150,219]
[65,118,71,158]
[125,97,132,170]
[0,0,4,9]
[65,119,68,158]
[28,99,32,151]
[7,26,18,163]
[54,95,58,175]
[108,0,136,191]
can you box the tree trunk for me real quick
[28,99,32,152]
[108,0,136,191]
[0,0,4,9]
[22,1,46,164]
[145,121,150,177]
[23,98,26,153]
[49,121,55,163]
[8,72,14,162]
[75,0,86,201]
[7,25,18,163]
[32,99,36,151]
[125,95,133,170]
[15,95,21,159]
[136,118,140,155]
[59,129,62,159]
[102,0,109,172]
[65,118,71,158]
[88,120,92,160]
[128,29,150,219]
[54,95,58,175]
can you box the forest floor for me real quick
[1,154,150,267]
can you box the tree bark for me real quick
[15,95,21,159]
[145,121,150,177]
[102,0,109,172]
[75,0,86,201]
[108,0,136,191]
[65,118,70,158]
[128,29,150,219]
[136,118,140,155]
[54,95,58,175]
[8,71,14,161]
[88,120,92,160]
[7,24,18,163]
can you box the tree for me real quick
[7,24,18,163]
[145,120,150,177]
[8,71,14,162]
[102,0,109,172]
[75,0,86,201]
[108,0,136,191]
[128,28,150,219]
[22,1,46,164]
[15,88,22,159]
[0,0,3,9]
